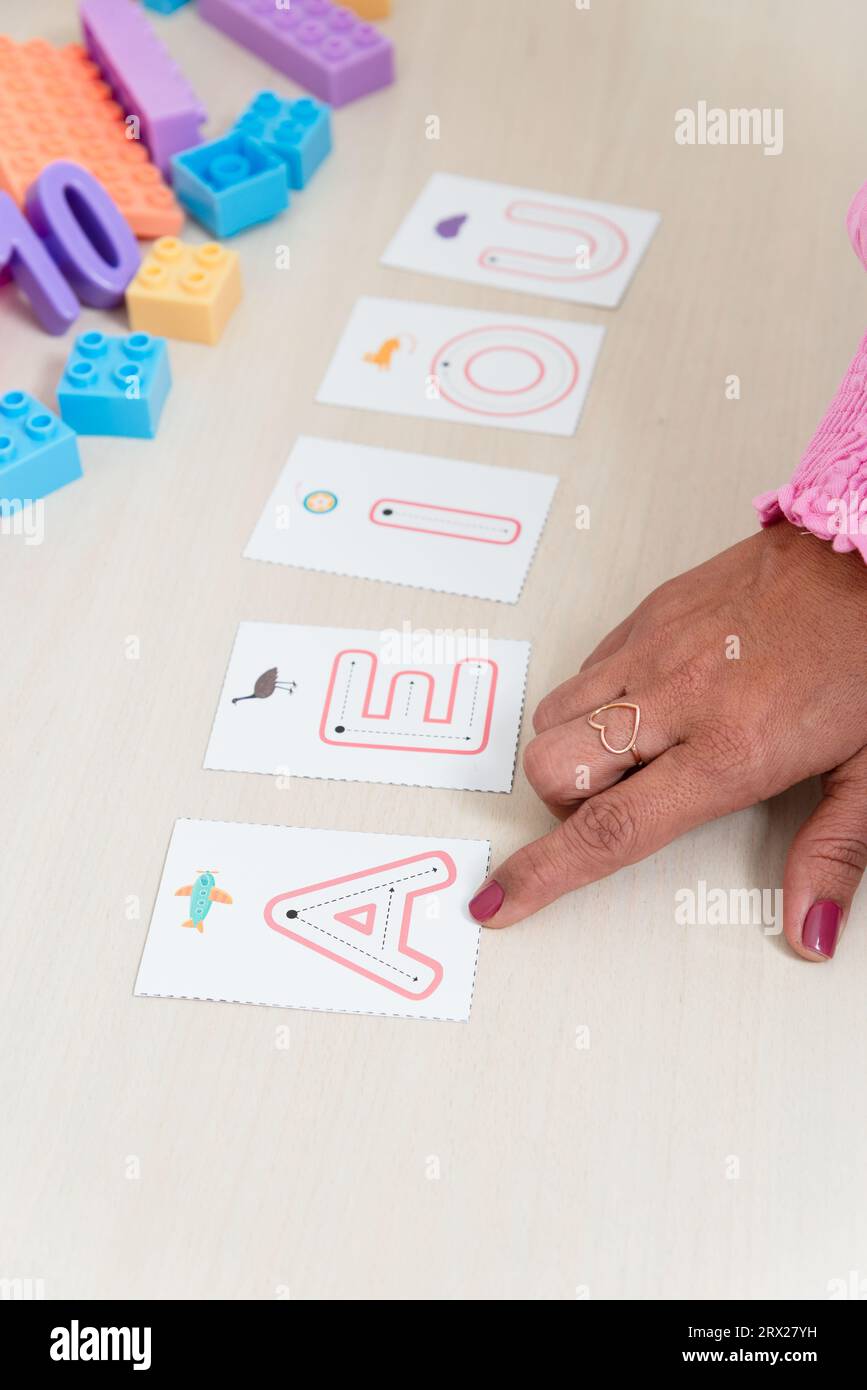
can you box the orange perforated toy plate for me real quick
[0,36,183,239]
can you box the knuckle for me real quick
[518,835,572,899]
[803,833,867,883]
[641,578,677,613]
[531,694,558,733]
[522,735,549,789]
[523,734,567,798]
[690,718,756,781]
[567,793,640,863]
[666,653,711,706]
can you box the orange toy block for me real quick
[343,0,391,17]
[0,36,182,239]
[126,237,242,345]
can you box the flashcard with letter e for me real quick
[204,621,530,793]
[382,173,661,309]
[244,436,558,603]
[316,296,604,437]
[135,819,489,1021]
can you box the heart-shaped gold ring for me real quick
[588,701,643,764]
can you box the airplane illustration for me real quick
[175,871,233,933]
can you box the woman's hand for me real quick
[469,522,867,960]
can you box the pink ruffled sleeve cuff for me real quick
[753,181,867,562]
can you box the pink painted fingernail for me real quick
[801,900,842,958]
[469,880,504,922]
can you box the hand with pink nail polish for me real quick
[469,523,867,961]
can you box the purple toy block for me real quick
[25,162,140,310]
[79,0,207,176]
[197,0,394,108]
[0,191,79,335]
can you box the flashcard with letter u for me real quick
[135,819,489,1021]
[244,436,558,603]
[316,296,604,437]
[204,621,530,792]
[382,173,661,309]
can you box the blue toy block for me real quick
[0,391,82,514]
[234,92,332,190]
[143,0,192,12]
[57,331,172,438]
[170,131,288,237]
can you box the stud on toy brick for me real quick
[126,236,242,345]
[143,0,192,12]
[0,391,82,514]
[197,0,394,108]
[171,132,288,237]
[234,92,332,190]
[79,0,207,176]
[57,332,172,439]
[0,36,182,239]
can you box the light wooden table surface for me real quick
[2,0,866,1301]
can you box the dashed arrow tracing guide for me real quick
[265,851,457,1000]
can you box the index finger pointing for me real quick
[470,743,726,929]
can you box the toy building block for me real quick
[80,0,206,177]
[171,131,288,237]
[0,391,82,514]
[57,331,171,439]
[126,236,242,344]
[234,92,331,190]
[197,0,394,108]
[344,0,390,19]
[0,37,182,238]
[143,0,192,12]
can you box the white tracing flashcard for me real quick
[316,296,605,438]
[244,436,558,604]
[381,173,661,309]
[135,819,489,1021]
[204,621,530,793]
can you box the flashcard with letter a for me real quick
[382,173,661,309]
[135,819,489,1021]
[244,436,558,603]
[316,296,604,437]
[204,621,529,793]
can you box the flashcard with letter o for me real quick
[382,173,661,309]
[316,296,604,438]
[135,819,489,1021]
[204,621,530,793]
[244,436,558,603]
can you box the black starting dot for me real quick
[286,909,298,919]
[334,725,345,733]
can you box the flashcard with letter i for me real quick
[244,436,558,603]
[204,621,530,793]
[135,819,489,1021]
[382,173,661,308]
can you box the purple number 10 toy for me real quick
[0,161,141,334]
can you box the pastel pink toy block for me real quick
[80,0,207,176]
[198,0,394,108]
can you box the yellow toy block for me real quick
[344,0,390,19]
[126,238,242,345]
